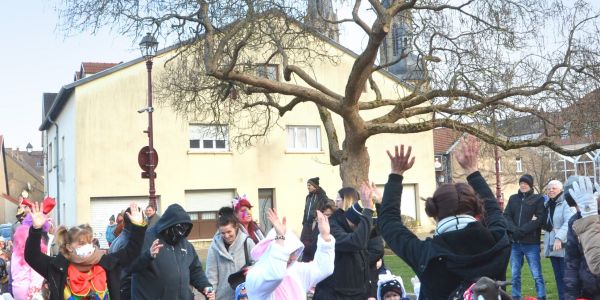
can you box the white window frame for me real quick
[286,126,322,152]
[188,124,230,152]
[256,64,278,81]
[516,157,523,173]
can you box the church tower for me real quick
[306,0,340,42]
[379,1,424,80]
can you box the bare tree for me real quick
[522,147,562,193]
[58,0,600,187]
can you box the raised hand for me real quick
[203,287,215,300]
[454,136,480,175]
[150,239,163,258]
[371,182,383,204]
[267,208,286,237]
[359,182,375,210]
[126,202,144,225]
[386,145,415,176]
[31,202,48,230]
[569,176,600,218]
[316,210,331,242]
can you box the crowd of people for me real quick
[0,136,599,299]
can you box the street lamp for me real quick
[26,143,33,155]
[139,33,159,210]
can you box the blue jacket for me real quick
[106,223,117,245]
[564,212,600,300]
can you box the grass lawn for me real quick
[385,254,558,298]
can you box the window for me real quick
[392,24,399,56]
[256,65,278,81]
[516,157,523,173]
[287,126,321,152]
[560,122,571,140]
[189,124,229,151]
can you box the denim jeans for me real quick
[550,256,566,300]
[511,243,546,299]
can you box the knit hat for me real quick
[345,202,363,225]
[307,177,320,188]
[380,279,404,297]
[519,174,534,189]
[109,215,115,222]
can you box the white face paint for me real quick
[75,243,95,258]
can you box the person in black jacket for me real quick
[130,203,214,300]
[313,191,374,300]
[24,202,147,300]
[504,174,546,299]
[301,177,328,248]
[378,137,511,300]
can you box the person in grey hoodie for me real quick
[130,204,215,300]
[543,179,575,300]
[206,207,255,300]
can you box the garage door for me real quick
[185,189,235,239]
[376,184,418,220]
[90,196,154,249]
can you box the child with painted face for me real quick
[24,202,147,300]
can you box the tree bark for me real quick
[339,140,370,189]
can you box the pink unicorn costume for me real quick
[11,197,54,300]
[245,228,335,300]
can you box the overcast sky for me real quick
[0,1,374,150]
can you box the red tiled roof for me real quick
[81,62,119,74]
[433,128,462,154]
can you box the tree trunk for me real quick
[339,141,370,190]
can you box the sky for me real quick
[0,1,373,150]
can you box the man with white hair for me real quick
[543,179,575,300]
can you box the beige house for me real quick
[40,33,437,247]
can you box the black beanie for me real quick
[519,174,534,188]
[307,177,320,188]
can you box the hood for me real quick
[377,273,408,300]
[431,222,511,280]
[250,228,304,263]
[155,204,193,233]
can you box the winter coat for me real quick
[108,228,133,300]
[302,188,328,226]
[564,212,600,300]
[106,223,117,244]
[205,229,255,300]
[379,172,511,300]
[146,213,161,229]
[246,229,335,300]
[239,221,265,244]
[313,207,373,300]
[503,189,544,244]
[131,204,211,300]
[24,223,146,300]
[367,233,385,298]
[543,193,575,257]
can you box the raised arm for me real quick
[24,202,52,279]
[378,145,426,273]
[455,136,506,238]
[296,211,336,288]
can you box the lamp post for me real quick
[488,81,504,209]
[139,33,159,209]
[26,143,33,155]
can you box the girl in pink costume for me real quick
[11,197,55,300]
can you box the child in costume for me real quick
[11,197,54,300]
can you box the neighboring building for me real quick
[305,0,339,42]
[40,21,438,247]
[433,128,526,209]
[378,1,424,81]
[0,138,44,223]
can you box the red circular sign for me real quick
[138,146,159,172]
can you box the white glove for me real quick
[569,176,600,218]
